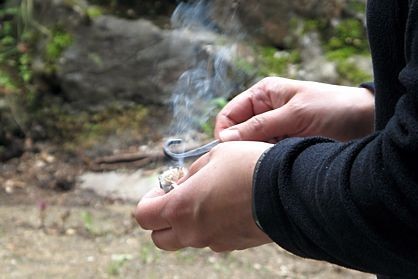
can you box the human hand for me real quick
[135,141,273,252]
[215,77,375,142]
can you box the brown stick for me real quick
[88,150,165,172]
[94,151,163,164]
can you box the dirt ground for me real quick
[0,147,375,279]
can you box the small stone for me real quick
[66,228,76,235]
[253,263,262,270]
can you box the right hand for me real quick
[135,141,273,252]
[215,77,375,142]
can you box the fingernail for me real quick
[219,129,240,141]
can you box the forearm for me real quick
[253,129,418,276]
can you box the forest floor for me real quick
[0,144,375,279]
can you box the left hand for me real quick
[135,141,273,252]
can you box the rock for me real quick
[0,99,25,162]
[210,0,346,46]
[56,15,249,109]
[33,0,89,30]
[297,33,339,83]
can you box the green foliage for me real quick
[0,2,45,142]
[18,53,32,82]
[46,30,73,62]
[0,70,17,92]
[0,1,36,113]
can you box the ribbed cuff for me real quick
[252,146,272,232]
[360,82,375,94]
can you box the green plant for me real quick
[139,242,155,264]
[0,0,38,117]
[107,254,133,276]
[80,211,98,235]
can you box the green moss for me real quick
[325,19,369,54]
[86,5,103,19]
[318,17,372,84]
[30,103,151,150]
[346,0,366,13]
[336,60,372,84]
[301,19,328,34]
[258,47,301,76]
[234,57,258,77]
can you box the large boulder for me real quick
[210,0,347,46]
[56,15,248,109]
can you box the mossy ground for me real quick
[28,102,154,151]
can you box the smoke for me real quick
[168,0,244,138]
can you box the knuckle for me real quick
[260,76,274,84]
[249,115,267,136]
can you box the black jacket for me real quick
[253,0,418,277]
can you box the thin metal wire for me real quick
[163,138,220,161]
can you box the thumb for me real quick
[141,187,166,200]
[219,106,295,142]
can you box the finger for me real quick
[219,105,297,142]
[177,152,211,185]
[141,187,166,200]
[135,194,171,231]
[214,83,272,138]
[215,78,300,141]
[151,228,184,251]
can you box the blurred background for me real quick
[0,0,374,278]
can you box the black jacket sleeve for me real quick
[252,1,418,277]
